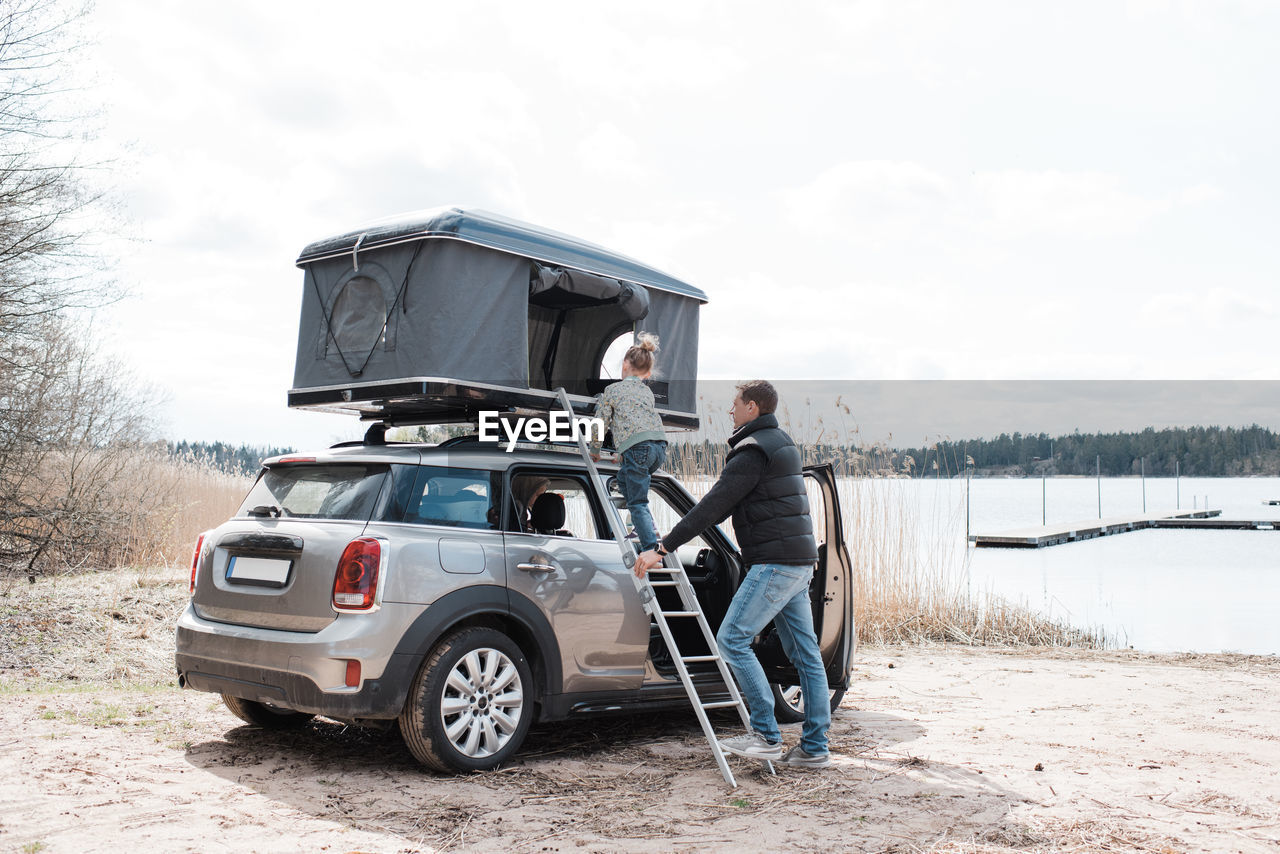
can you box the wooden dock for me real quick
[966,509,1280,548]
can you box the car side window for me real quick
[508,472,606,540]
[643,482,713,552]
[397,465,500,530]
[804,475,828,548]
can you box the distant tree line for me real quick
[895,425,1280,478]
[168,441,294,476]
[665,439,904,479]
[665,425,1280,479]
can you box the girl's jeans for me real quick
[617,440,666,552]
[716,562,831,755]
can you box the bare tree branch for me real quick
[0,0,153,578]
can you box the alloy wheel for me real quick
[438,647,525,758]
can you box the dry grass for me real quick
[130,453,254,568]
[98,450,251,571]
[682,471,1102,649]
[837,478,1103,648]
[16,432,1097,650]
[1,446,252,580]
[0,565,187,689]
[919,815,1190,854]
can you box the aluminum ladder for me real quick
[553,388,773,787]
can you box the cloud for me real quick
[491,6,748,96]
[785,161,1223,252]
[782,160,953,246]
[971,170,1173,239]
[1141,287,1275,329]
[576,122,655,183]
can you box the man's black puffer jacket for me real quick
[726,414,818,567]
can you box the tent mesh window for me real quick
[328,275,388,365]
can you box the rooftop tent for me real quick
[288,207,707,429]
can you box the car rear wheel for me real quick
[221,694,315,729]
[399,627,534,773]
[770,684,846,724]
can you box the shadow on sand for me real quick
[186,701,1033,851]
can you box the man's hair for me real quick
[735,380,778,415]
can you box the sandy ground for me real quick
[2,645,1278,853]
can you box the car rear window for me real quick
[237,464,390,520]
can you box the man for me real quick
[635,380,832,769]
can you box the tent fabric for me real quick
[291,208,703,422]
[529,265,650,321]
[294,240,530,389]
[639,290,699,414]
[297,207,707,303]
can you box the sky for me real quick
[74,1,1280,450]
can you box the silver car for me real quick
[176,437,854,772]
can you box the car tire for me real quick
[221,694,315,729]
[399,626,535,773]
[770,684,846,724]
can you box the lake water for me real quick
[839,476,1280,655]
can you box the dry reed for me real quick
[670,434,1102,649]
[1,445,253,582]
[102,449,252,570]
[24,417,1098,648]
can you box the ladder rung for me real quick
[661,610,700,617]
[648,581,679,587]
[646,568,681,574]
[700,700,739,710]
[681,654,720,662]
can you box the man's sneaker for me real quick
[780,745,832,769]
[718,732,783,761]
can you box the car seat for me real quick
[529,492,571,537]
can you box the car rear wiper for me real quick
[248,505,283,518]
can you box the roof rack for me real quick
[436,432,620,455]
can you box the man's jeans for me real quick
[617,440,666,552]
[716,563,831,755]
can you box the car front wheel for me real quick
[399,627,534,773]
[770,684,846,724]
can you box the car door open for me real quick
[754,463,855,690]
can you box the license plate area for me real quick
[226,556,294,588]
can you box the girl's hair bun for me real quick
[624,332,660,374]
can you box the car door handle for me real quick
[517,562,556,573]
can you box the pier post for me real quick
[965,465,970,545]
[1096,455,1101,518]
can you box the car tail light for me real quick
[345,660,361,687]
[333,537,382,611]
[189,532,208,594]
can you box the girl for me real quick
[590,334,667,553]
